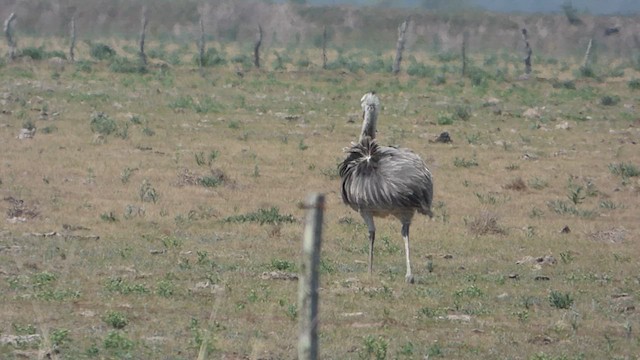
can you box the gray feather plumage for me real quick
[339,137,433,217]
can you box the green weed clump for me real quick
[90,112,117,135]
[21,46,66,60]
[195,47,227,67]
[549,290,574,309]
[223,207,295,225]
[90,42,116,60]
[628,79,640,90]
[103,311,129,329]
[109,56,147,74]
[600,95,620,106]
[609,162,640,179]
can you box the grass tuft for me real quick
[223,207,295,225]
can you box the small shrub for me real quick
[453,157,478,168]
[195,48,227,67]
[103,311,129,329]
[407,61,435,78]
[21,46,46,60]
[75,60,93,73]
[50,328,70,346]
[600,95,620,106]
[504,177,527,191]
[437,112,454,125]
[90,43,116,60]
[271,259,295,271]
[199,176,223,188]
[466,211,506,235]
[100,212,117,222]
[103,330,133,350]
[528,177,548,190]
[139,180,158,203]
[90,112,117,136]
[578,66,596,78]
[223,207,295,225]
[109,56,146,74]
[549,290,574,309]
[453,105,471,121]
[105,277,149,295]
[628,79,640,90]
[609,162,640,179]
[156,279,175,298]
[360,335,388,360]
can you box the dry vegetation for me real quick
[0,34,640,360]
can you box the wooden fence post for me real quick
[321,25,328,70]
[392,17,409,74]
[139,6,148,66]
[461,30,468,77]
[254,24,263,69]
[4,12,17,61]
[69,16,76,62]
[582,38,593,69]
[198,14,206,70]
[297,193,325,360]
[521,28,532,76]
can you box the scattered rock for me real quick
[555,121,571,130]
[260,271,298,281]
[0,334,42,346]
[441,314,471,322]
[432,131,452,144]
[516,255,556,267]
[341,312,364,317]
[18,127,36,139]
[523,107,543,119]
[590,227,626,244]
[529,335,554,345]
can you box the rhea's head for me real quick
[359,92,380,141]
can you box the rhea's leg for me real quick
[361,212,376,276]
[401,223,414,284]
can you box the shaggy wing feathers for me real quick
[339,137,433,217]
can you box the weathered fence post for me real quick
[198,14,206,70]
[254,24,263,69]
[139,6,148,66]
[461,30,468,77]
[297,193,325,360]
[69,16,76,62]
[521,28,532,76]
[582,38,593,69]
[4,12,17,61]
[321,25,328,70]
[392,17,409,74]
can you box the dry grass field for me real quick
[1,38,640,359]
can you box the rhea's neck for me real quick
[359,109,377,141]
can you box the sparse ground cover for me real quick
[0,38,639,359]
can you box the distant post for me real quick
[69,16,76,62]
[4,12,17,61]
[254,24,263,69]
[321,25,328,70]
[139,6,148,66]
[392,17,410,74]
[582,38,593,69]
[521,28,532,76]
[198,14,206,70]
[297,193,325,360]
[461,31,468,77]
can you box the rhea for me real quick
[339,93,433,284]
